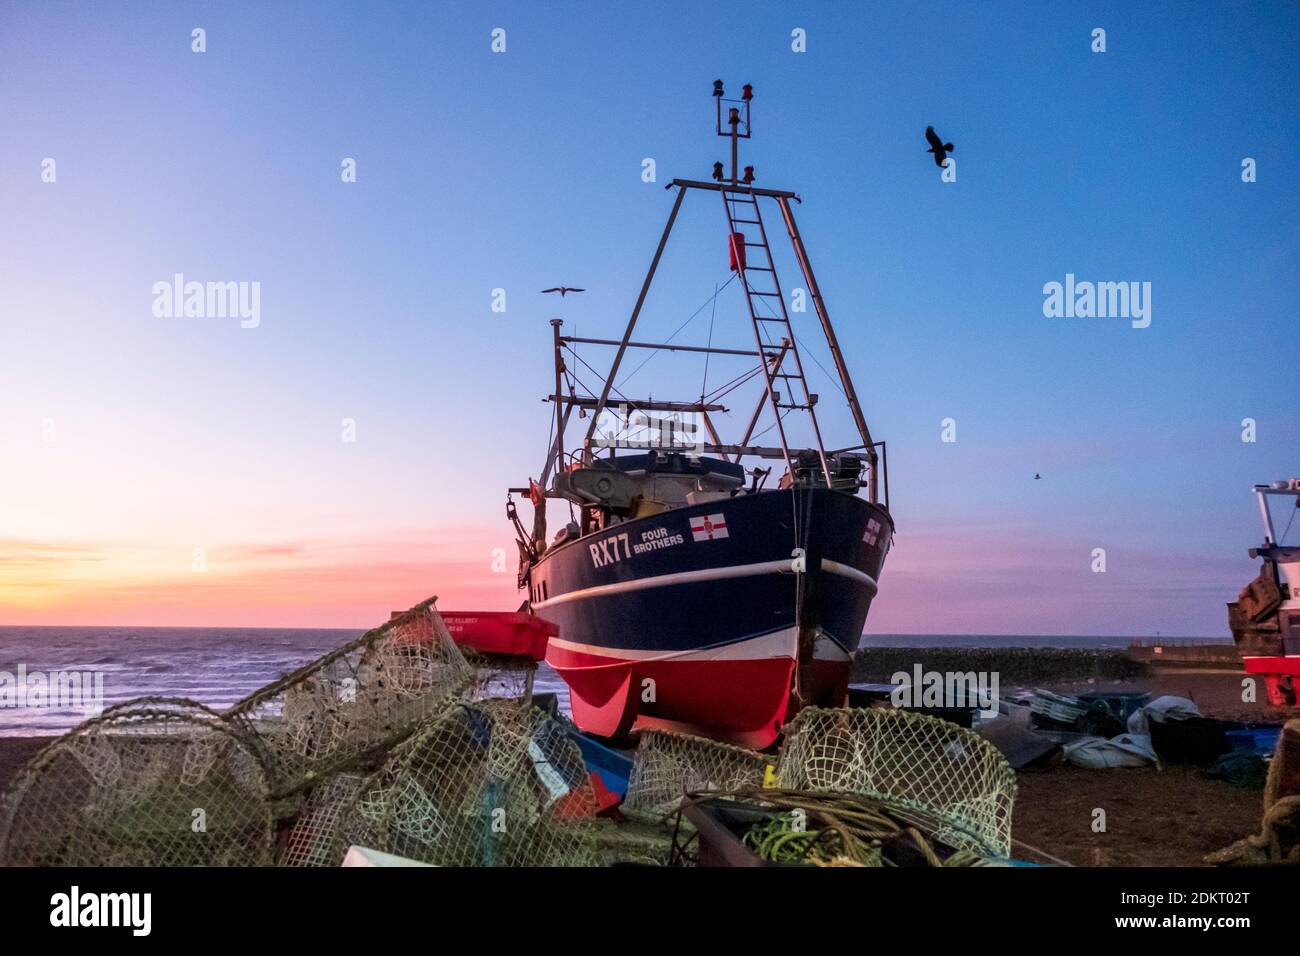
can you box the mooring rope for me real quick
[681,787,987,867]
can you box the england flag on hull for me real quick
[691,513,729,542]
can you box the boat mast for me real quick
[566,81,884,504]
[776,197,880,502]
[1253,482,1300,547]
[550,317,565,479]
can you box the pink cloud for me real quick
[0,527,524,628]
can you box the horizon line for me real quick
[0,621,1228,640]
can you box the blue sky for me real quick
[0,1,1296,632]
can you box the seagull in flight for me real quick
[924,126,954,168]
[541,287,585,297]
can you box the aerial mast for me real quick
[713,79,753,186]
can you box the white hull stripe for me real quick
[822,560,879,595]
[533,558,878,610]
[548,627,799,664]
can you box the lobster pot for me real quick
[331,700,602,867]
[225,597,475,799]
[623,729,770,817]
[776,706,1017,858]
[0,699,274,867]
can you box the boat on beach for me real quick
[507,84,893,748]
[1228,480,1300,705]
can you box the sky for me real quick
[0,1,1296,634]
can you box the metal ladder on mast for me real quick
[721,187,833,486]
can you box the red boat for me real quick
[1229,481,1300,706]
[439,611,555,660]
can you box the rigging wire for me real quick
[616,273,737,390]
[749,407,791,444]
[568,347,632,407]
[557,241,845,475]
[700,281,719,403]
[792,332,848,398]
[1278,503,1297,545]
[743,270,845,400]
[702,362,766,403]
[567,353,670,451]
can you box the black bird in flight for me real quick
[925,126,954,168]
[541,287,585,297]
[1034,473,1042,480]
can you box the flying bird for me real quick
[924,126,954,168]
[541,287,585,297]
[1034,473,1042,480]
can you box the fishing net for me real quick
[0,599,607,869]
[462,649,536,704]
[274,655,538,866]
[623,729,773,817]
[1207,718,1300,866]
[278,771,371,866]
[317,699,603,867]
[588,816,677,866]
[0,698,273,867]
[775,707,1016,857]
[226,597,474,798]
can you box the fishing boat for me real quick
[1228,480,1300,706]
[507,83,893,748]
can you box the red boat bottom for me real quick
[546,630,799,750]
[1243,656,1300,706]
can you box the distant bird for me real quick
[924,126,954,168]
[1034,473,1042,480]
[541,287,585,297]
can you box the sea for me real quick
[0,626,1229,737]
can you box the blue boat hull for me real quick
[533,487,892,746]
